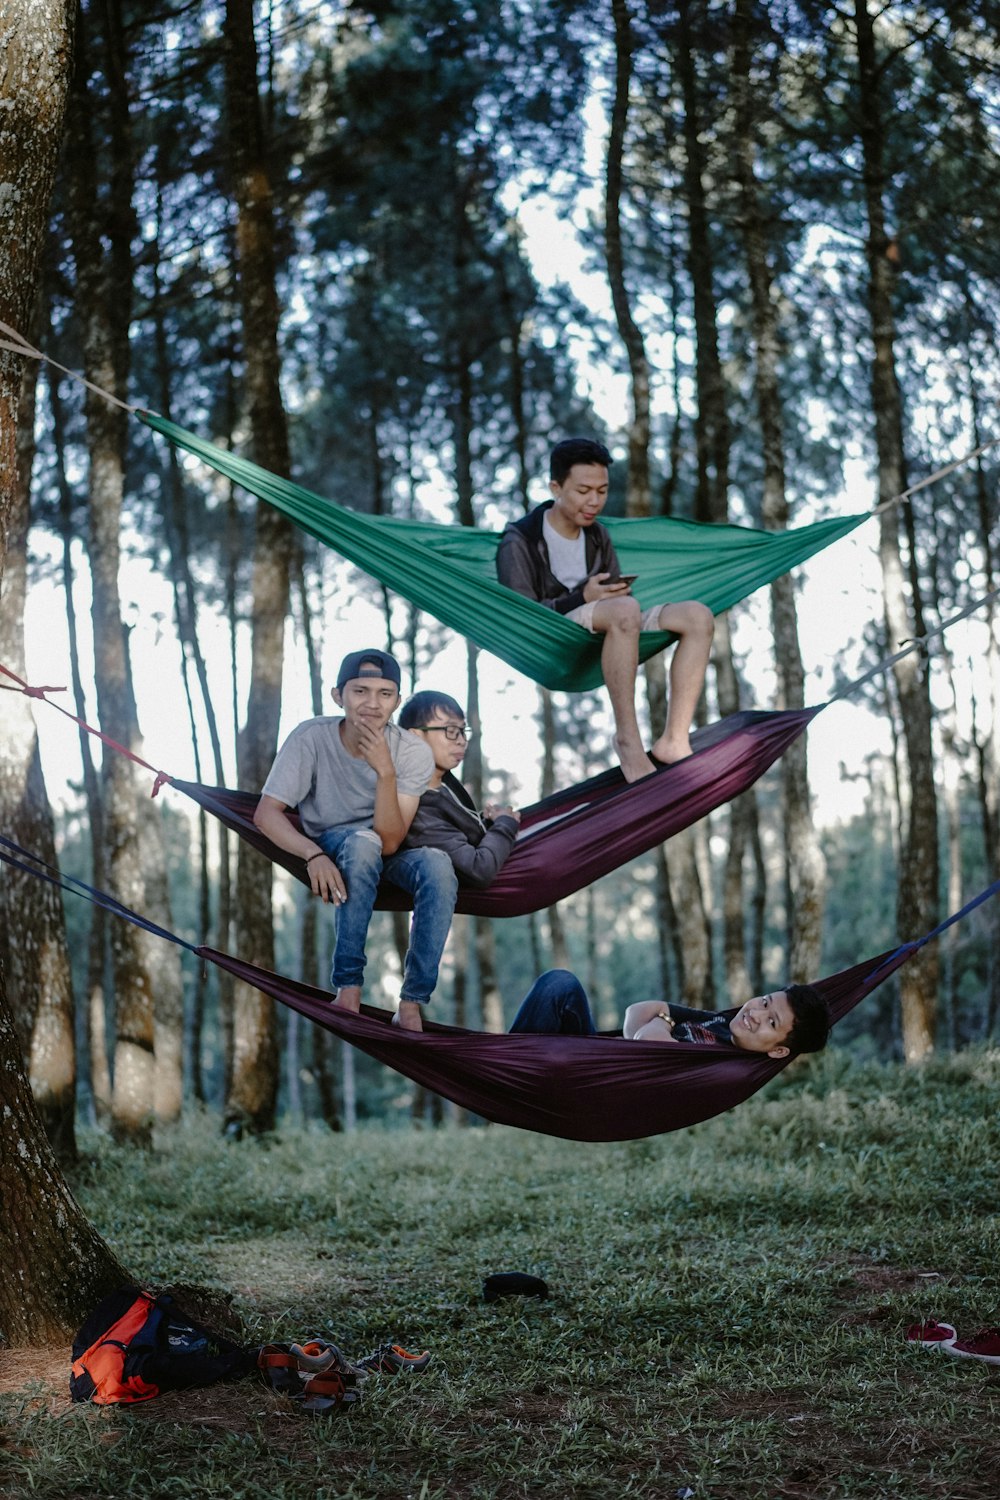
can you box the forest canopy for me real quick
[1,0,998,1147]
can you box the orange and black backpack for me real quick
[70,1285,256,1405]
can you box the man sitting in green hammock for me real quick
[496,437,715,783]
[253,649,458,1033]
[396,690,521,887]
[508,970,830,1058]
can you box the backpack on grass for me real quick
[70,1285,256,1405]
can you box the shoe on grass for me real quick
[357,1342,431,1375]
[943,1327,1000,1364]
[905,1319,957,1347]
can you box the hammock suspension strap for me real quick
[0,663,173,796]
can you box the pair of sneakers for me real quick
[906,1320,1000,1364]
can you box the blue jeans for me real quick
[508,969,596,1035]
[316,828,458,1005]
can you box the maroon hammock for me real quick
[174,707,820,918]
[1,831,993,1144]
[201,937,925,1142]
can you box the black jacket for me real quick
[401,773,519,889]
[495,501,620,614]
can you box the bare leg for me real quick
[649,601,714,763]
[334,985,362,1013]
[393,1000,423,1032]
[591,596,654,783]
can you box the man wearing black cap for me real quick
[253,649,458,1031]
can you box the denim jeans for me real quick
[508,969,596,1035]
[316,828,458,1004]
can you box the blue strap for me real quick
[0,834,198,954]
[862,877,1000,989]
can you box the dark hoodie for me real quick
[495,500,620,614]
[401,773,519,889]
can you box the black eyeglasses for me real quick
[411,724,473,742]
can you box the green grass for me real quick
[2,1048,999,1499]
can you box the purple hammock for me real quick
[172,707,820,918]
[3,832,994,1144]
[197,923,966,1142]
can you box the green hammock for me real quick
[141,411,867,693]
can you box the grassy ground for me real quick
[1,1047,998,1500]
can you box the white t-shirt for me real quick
[542,514,588,590]
[261,717,434,837]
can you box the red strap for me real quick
[0,662,173,798]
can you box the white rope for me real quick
[871,434,1000,515]
[827,588,998,703]
[0,319,996,509]
[0,319,138,413]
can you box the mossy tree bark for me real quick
[0,962,128,1344]
[675,0,747,1000]
[606,0,651,516]
[0,0,129,1344]
[854,0,938,1059]
[0,347,78,1163]
[224,0,295,1132]
[731,0,825,984]
[66,5,158,1142]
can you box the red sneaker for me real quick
[944,1327,1000,1364]
[905,1319,957,1348]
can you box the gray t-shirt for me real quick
[261,717,434,837]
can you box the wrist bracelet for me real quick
[305,851,324,867]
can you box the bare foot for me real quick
[649,734,693,767]
[615,734,656,784]
[393,1000,424,1032]
[333,986,362,1013]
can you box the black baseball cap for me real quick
[336,648,402,692]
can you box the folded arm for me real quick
[623,1000,678,1043]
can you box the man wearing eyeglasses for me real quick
[253,650,458,1032]
[398,691,521,888]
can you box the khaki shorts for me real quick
[567,601,666,633]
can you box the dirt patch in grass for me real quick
[830,1260,952,1328]
[845,1263,949,1294]
[0,1346,72,1410]
[0,1349,364,1451]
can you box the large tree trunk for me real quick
[855,0,938,1058]
[538,687,570,968]
[67,4,156,1142]
[676,1,749,999]
[608,0,713,1003]
[121,644,185,1124]
[463,642,504,1032]
[732,0,825,983]
[606,0,651,513]
[0,1,72,570]
[0,347,78,1162]
[224,0,296,1132]
[965,355,1000,1036]
[49,369,111,1120]
[0,962,128,1344]
[150,181,232,1105]
[0,0,130,1345]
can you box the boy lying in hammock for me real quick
[508,970,830,1059]
[397,690,520,888]
[496,437,715,784]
